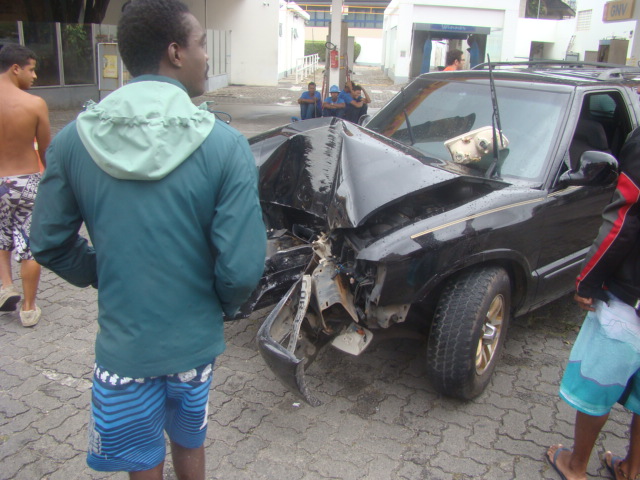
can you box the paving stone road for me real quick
[0,66,632,480]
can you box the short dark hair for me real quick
[446,49,463,66]
[0,44,37,72]
[118,0,191,77]
[308,82,316,87]
[352,84,362,92]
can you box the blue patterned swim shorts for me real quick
[87,360,215,472]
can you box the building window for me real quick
[576,9,592,31]
[62,24,94,85]
[3,21,98,87]
[0,22,20,45]
[301,4,383,29]
[346,12,382,28]
[22,22,60,86]
[307,11,331,27]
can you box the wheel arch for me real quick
[414,249,532,320]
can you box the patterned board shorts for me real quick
[87,360,215,472]
[560,293,640,416]
[0,173,41,261]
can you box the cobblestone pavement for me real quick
[0,66,632,480]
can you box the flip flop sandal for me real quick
[604,453,639,480]
[547,446,571,480]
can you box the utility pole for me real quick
[329,0,343,89]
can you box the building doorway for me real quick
[410,24,490,78]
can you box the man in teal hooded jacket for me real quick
[30,1,266,479]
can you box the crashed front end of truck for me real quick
[248,113,509,406]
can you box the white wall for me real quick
[356,37,383,64]
[513,17,576,60]
[383,0,519,82]
[382,0,640,83]
[278,1,309,78]
[572,0,636,63]
[209,1,279,86]
[103,0,281,86]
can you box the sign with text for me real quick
[413,23,491,35]
[603,0,635,21]
[102,54,118,79]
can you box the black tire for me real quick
[426,266,511,400]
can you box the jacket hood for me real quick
[76,76,215,181]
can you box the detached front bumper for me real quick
[256,278,324,406]
[256,248,366,406]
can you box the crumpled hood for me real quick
[76,79,215,180]
[257,120,471,229]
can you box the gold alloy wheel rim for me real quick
[475,294,504,375]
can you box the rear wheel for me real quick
[426,266,511,400]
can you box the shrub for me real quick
[305,41,327,61]
[353,42,361,63]
[305,40,361,63]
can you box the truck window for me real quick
[569,91,632,170]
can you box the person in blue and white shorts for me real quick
[30,0,266,478]
[547,128,640,480]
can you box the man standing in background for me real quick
[443,49,464,71]
[30,0,266,478]
[0,44,50,327]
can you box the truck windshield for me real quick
[366,78,571,182]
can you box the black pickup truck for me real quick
[242,61,640,405]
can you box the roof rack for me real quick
[472,61,640,80]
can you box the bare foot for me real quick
[546,444,587,480]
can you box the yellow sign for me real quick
[102,54,118,79]
[603,0,635,21]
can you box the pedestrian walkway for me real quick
[197,64,402,109]
[49,65,402,138]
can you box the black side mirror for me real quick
[558,151,618,187]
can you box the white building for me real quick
[297,1,389,65]
[103,0,309,87]
[381,0,638,83]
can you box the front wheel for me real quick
[426,266,511,400]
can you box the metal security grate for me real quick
[576,9,592,31]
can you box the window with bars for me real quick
[576,9,592,31]
[304,10,383,28]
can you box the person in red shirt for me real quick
[443,49,464,71]
[547,128,640,480]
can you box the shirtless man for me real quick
[0,44,50,327]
